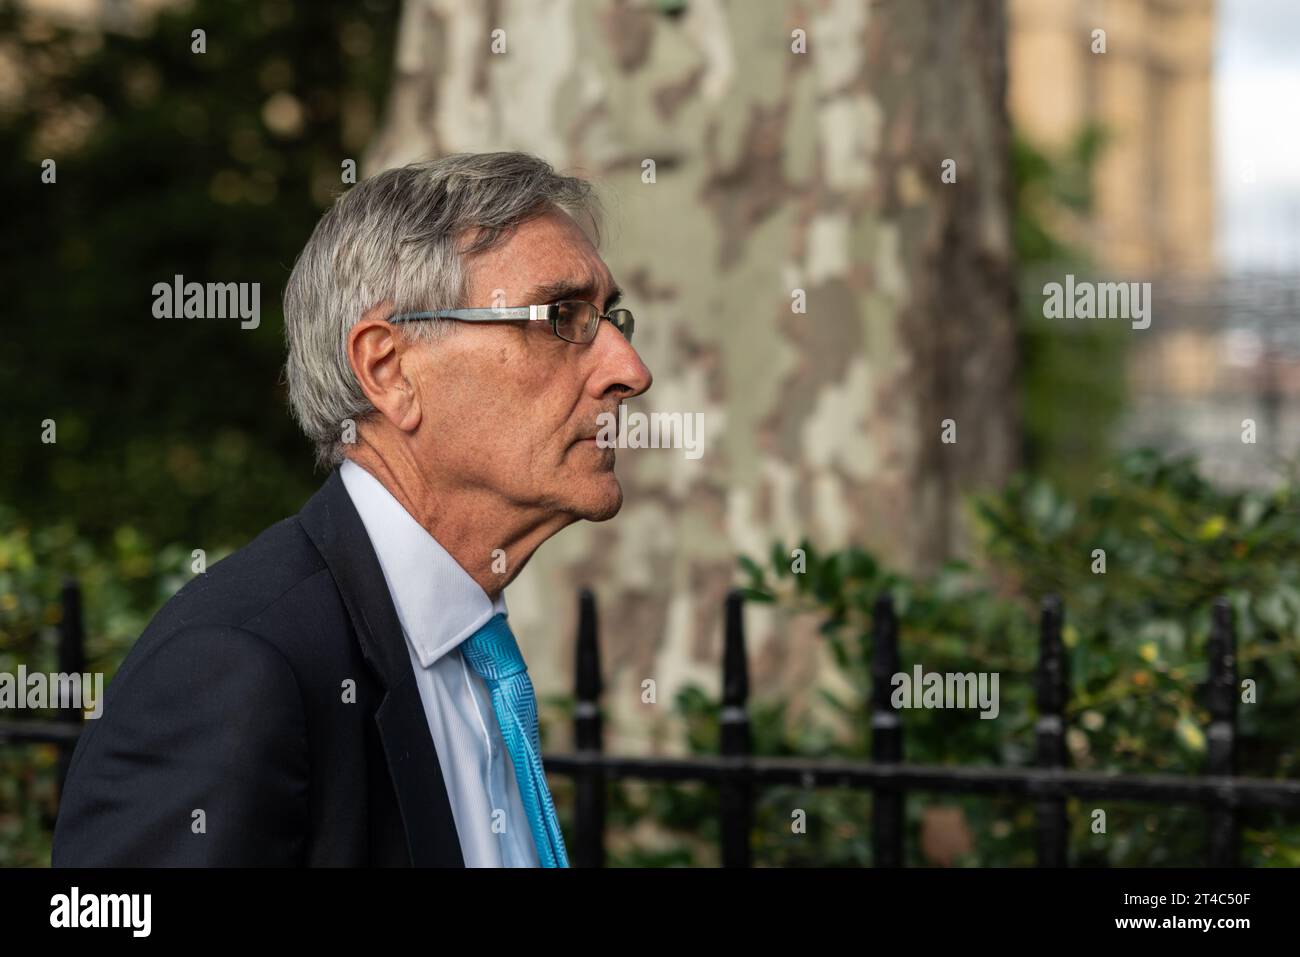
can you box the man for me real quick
[52,152,652,866]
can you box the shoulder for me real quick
[151,515,330,632]
[112,510,357,698]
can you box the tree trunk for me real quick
[368,0,1017,740]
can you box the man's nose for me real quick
[589,319,652,399]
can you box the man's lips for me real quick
[576,409,621,445]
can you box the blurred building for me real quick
[1008,0,1216,276]
[1011,0,1300,487]
[1120,274,1300,487]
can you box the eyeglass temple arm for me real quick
[388,306,554,324]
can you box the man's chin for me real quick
[567,478,624,522]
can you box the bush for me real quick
[0,506,216,866]
[634,449,1300,866]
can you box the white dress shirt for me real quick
[339,459,540,867]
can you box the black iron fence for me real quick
[0,580,86,794]
[543,588,1300,867]
[6,581,1300,866]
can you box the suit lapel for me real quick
[299,468,465,867]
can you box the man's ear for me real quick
[347,303,422,434]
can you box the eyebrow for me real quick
[523,278,623,311]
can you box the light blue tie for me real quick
[460,613,570,868]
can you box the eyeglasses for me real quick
[387,300,635,345]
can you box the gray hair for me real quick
[283,151,601,469]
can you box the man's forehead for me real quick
[517,214,611,282]
[469,217,618,304]
[521,273,622,307]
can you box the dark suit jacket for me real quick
[51,468,467,866]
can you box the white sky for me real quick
[1216,0,1300,271]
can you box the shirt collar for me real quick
[339,458,507,668]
